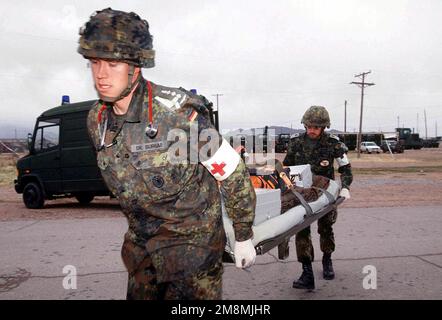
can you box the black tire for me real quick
[75,193,94,205]
[23,182,45,209]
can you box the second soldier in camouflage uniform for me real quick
[77,8,257,300]
[283,106,352,290]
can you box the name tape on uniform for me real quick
[131,141,166,153]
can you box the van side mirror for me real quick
[27,133,33,152]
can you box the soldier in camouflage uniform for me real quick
[77,8,257,300]
[283,106,352,290]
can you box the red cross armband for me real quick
[201,138,241,181]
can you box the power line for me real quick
[417,113,419,134]
[212,93,223,130]
[351,70,375,159]
[344,100,347,133]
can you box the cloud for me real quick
[0,0,441,137]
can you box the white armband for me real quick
[201,139,240,181]
[336,153,350,167]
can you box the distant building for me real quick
[0,139,28,154]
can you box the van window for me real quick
[34,119,60,152]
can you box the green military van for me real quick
[14,100,110,209]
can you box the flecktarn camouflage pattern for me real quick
[78,8,155,68]
[80,7,256,300]
[301,105,331,128]
[283,132,353,188]
[283,130,353,262]
[87,78,256,299]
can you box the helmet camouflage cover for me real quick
[78,8,155,68]
[301,105,331,128]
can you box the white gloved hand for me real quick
[339,188,351,200]
[234,239,256,269]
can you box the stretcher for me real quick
[222,165,345,263]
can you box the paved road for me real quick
[0,206,441,300]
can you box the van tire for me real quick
[75,193,94,205]
[23,182,45,209]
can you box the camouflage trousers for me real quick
[121,237,223,300]
[295,208,338,263]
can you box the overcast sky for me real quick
[1,0,441,137]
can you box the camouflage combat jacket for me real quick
[283,132,353,189]
[87,78,256,281]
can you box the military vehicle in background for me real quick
[336,133,357,150]
[380,140,404,153]
[396,128,423,150]
[422,138,440,148]
[337,132,392,151]
[275,134,291,153]
[14,100,110,209]
[15,93,219,209]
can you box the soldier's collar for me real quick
[124,78,147,123]
[302,132,327,144]
[319,132,329,144]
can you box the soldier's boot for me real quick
[322,253,335,280]
[292,262,315,290]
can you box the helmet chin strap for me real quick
[98,64,141,103]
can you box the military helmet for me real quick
[301,105,331,128]
[78,8,155,68]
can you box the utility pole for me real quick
[397,116,400,129]
[417,113,419,134]
[344,100,347,133]
[212,93,223,130]
[350,71,375,158]
[424,109,428,139]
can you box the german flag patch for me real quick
[188,110,198,122]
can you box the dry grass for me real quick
[352,166,442,175]
[0,154,19,187]
[0,167,16,187]
[1,148,441,186]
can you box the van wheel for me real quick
[23,182,45,209]
[75,193,94,205]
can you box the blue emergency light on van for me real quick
[62,95,70,105]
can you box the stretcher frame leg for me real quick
[255,197,344,256]
[222,197,345,263]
